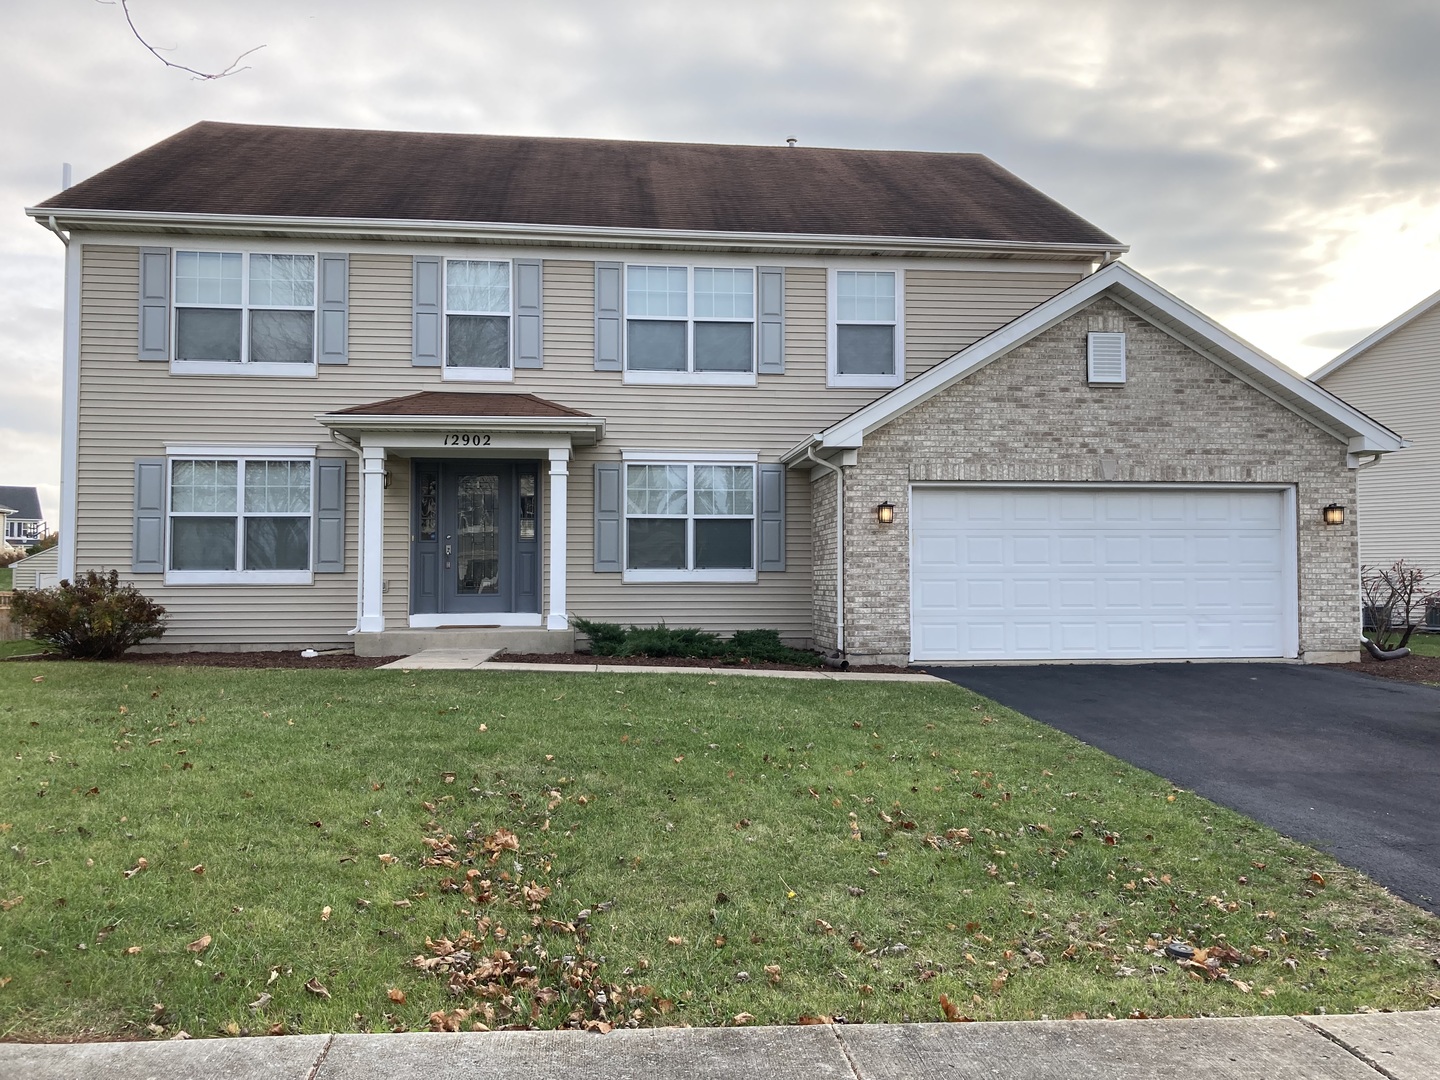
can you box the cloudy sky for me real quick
[4,0,1440,527]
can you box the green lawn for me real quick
[0,566,12,591]
[0,640,47,659]
[1,662,1436,1041]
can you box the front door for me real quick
[411,461,540,618]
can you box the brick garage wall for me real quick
[837,297,1359,665]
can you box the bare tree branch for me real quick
[97,0,265,81]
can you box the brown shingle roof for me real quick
[330,392,591,419]
[38,122,1120,247]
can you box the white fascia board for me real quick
[818,261,1404,454]
[315,413,603,433]
[26,206,1128,260]
[1310,282,1440,381]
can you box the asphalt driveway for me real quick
[925,663,1440,914]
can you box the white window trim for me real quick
[827,267,905,389]
[441,256,514,384]
[622,457,759,584]
[622,263,759,386]
[170,249,319,377]
[163,450,316,586]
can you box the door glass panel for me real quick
[418,473,438,541]
[518,473,536,540]
[456,473,500,594]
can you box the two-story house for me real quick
[0,486,46,550]
[26,122,1401,663]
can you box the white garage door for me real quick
[910,486,1294,662]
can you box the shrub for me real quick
[571,617,821,666]
[1361,560,1437,651]
[10,570,167,659]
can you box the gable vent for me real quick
[1087,332,1126,384]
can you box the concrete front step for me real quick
[354,627,574,657]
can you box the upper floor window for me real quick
[445,259,512,381]
[174,252,316,372]
[625,266,755,384]
[829,269,903,388]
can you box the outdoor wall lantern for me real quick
[1323,503,1345,526]
[876,502,895,525]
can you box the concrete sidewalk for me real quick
[4,1010,1437,1079]
[377,649,945,681]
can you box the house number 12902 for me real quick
[443,433,491,446]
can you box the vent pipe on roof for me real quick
[62,163,72,190]
[786,137,797,148]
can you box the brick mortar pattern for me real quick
[826,298,1358,664]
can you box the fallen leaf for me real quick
[940,993,973,1022]
[378,853,399,867]
[1308,872,1326,887]
[321,906,332,922]
[796,1014,833,1025]
[122,857,148,879]
[186,934,212,953]
[0,896,23,912]
[304,977,331,999]
[764,963,782,984]
[190,864,205,875]
[666,935,685,946]
[388,987,407,1004]
[124,945,142,955]
[31,676,44,683]
[247,992,271,1011]
[732,1012,755,1025]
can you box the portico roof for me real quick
[317,391,604,447]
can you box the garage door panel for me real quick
[911,487,1291,662]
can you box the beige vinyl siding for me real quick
[1319,302,1440,569]
[904,269,1083,376]
[10,546,59,590]
[74,245,1089,646]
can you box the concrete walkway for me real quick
[379,650,945,681]
[4,1010,1437,1078]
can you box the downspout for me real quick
[40,215,70,247]
[804,443,846,660]
[328,429,365,635]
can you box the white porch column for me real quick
[547,448,570,630]
[359,446,387,632]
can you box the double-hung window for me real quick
[445,259,512,380]
[624,458,756,581]
[167,455,313,584]
[174,251,316,373]
[829,269,903,388]
[626,266,756,383]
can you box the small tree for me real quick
[10,570,167,659]
[1360,560,1436,650]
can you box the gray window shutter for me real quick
[757,463,785,572]
[594,262,623,371]
[594,462,622,572]
[138,248,171,361]
[413,256,442,367]
[133,459,166,573]
[757,267,785,374]
[314,458,346,573]
[514,258,543,369]
[318,254,349,365]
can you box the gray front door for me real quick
[411,461,540,617]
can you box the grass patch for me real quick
[0,640,48,660]
[0,663,1436,1040]
[0,567,12,591]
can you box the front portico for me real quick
[318,392,603,644]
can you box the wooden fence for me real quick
[0,592,22,641]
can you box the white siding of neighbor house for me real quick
[1318,301,1440,571]
[72,242,1082,646]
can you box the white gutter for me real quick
[27,206,1127,260]
[804,443,846,657]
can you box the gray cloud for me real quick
[3,0,1439,522]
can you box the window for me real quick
[174,251,316,371]
[167,456,313,584]
[445,259,511,380]
[624,460,756,581]
[829,269,903,387]
[626,265,755,382]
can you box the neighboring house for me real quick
[1314,289,1440,571]
[25,122,1402,663]
[10,545,59,590]
[0,486,46,549]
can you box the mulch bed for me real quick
[1334,649,1440,686]
[499,652,913,674]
